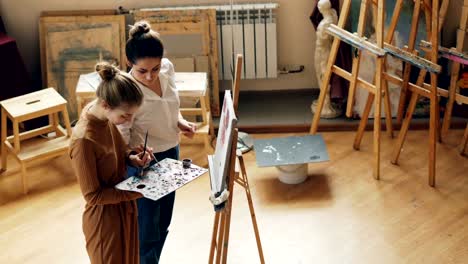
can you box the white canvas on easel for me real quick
[208,90,237,194]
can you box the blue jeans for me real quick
[127,145,179,264]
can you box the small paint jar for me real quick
[182,158,192,169]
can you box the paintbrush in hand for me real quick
[138,130,149,177]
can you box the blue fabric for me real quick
[127,145,179,264]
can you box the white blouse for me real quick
[118,58,180,152]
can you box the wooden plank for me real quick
[39,14,126,121]
[169,57,195,72]
[0,88,66,117]
[6,125,55,142]
[41,10,117,17]
[17,137,70,162]
[180,108,204,115]
[325,24,386,56]
[332,66,375,93]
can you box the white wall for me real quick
[0,0,462,91]
[0,0,318,91]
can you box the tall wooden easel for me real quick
[310,0,387,179]
[439,0,468,155]
[209,55,265,264]
[311,0,444,184]
[387,0,444,186]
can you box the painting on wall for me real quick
[39,13,126,121]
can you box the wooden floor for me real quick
[0,130,467,264]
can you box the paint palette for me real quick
[253,135,330,167]
[116,158,208,201]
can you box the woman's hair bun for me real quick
[129,20,151,39]
[95,61,119,81]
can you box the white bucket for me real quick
[275,163,308,184]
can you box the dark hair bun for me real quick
[95,61,119,81]
[129,20,151,39]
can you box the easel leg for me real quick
[221,189,234,264]
[396,0,421,123]
[345,0,369,118]
[310,38,342,134]
[429,72,438,187]
[21,162,28,194]
[374,69,382,180]
[460,123,468,155]
[428,0,439,187]
[1,108,7,172]
[238,155,265,264]
[354,93,375,150]
[372,0,385,180]
[311,0,353,134]
[382,78,394,138]
[391,92,419,164]
[216,211,226,264]
[209,212,221,263]
[441,62,461,138]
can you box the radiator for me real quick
[216,3,278,80]
[139,3,279,80]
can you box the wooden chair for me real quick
[178,72,214,154]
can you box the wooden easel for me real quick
[310,0,387,179]
[312,0,444,183]
[440,0,468,155]
[209,54,265,264]
[386,0,444,186]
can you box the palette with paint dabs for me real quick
[116,158,208,201]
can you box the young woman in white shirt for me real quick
[120,20,196,264]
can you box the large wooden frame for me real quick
[39,11,126,121]
[133,9,220,116]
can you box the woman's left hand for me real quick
[178,119,197,139]
[128,146,154,167]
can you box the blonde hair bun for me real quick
[95,62,119,81]
[129,20,151,39]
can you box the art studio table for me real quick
[253,134,329,184]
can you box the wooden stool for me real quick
[0,88,72,194]
[177,72,214,154]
